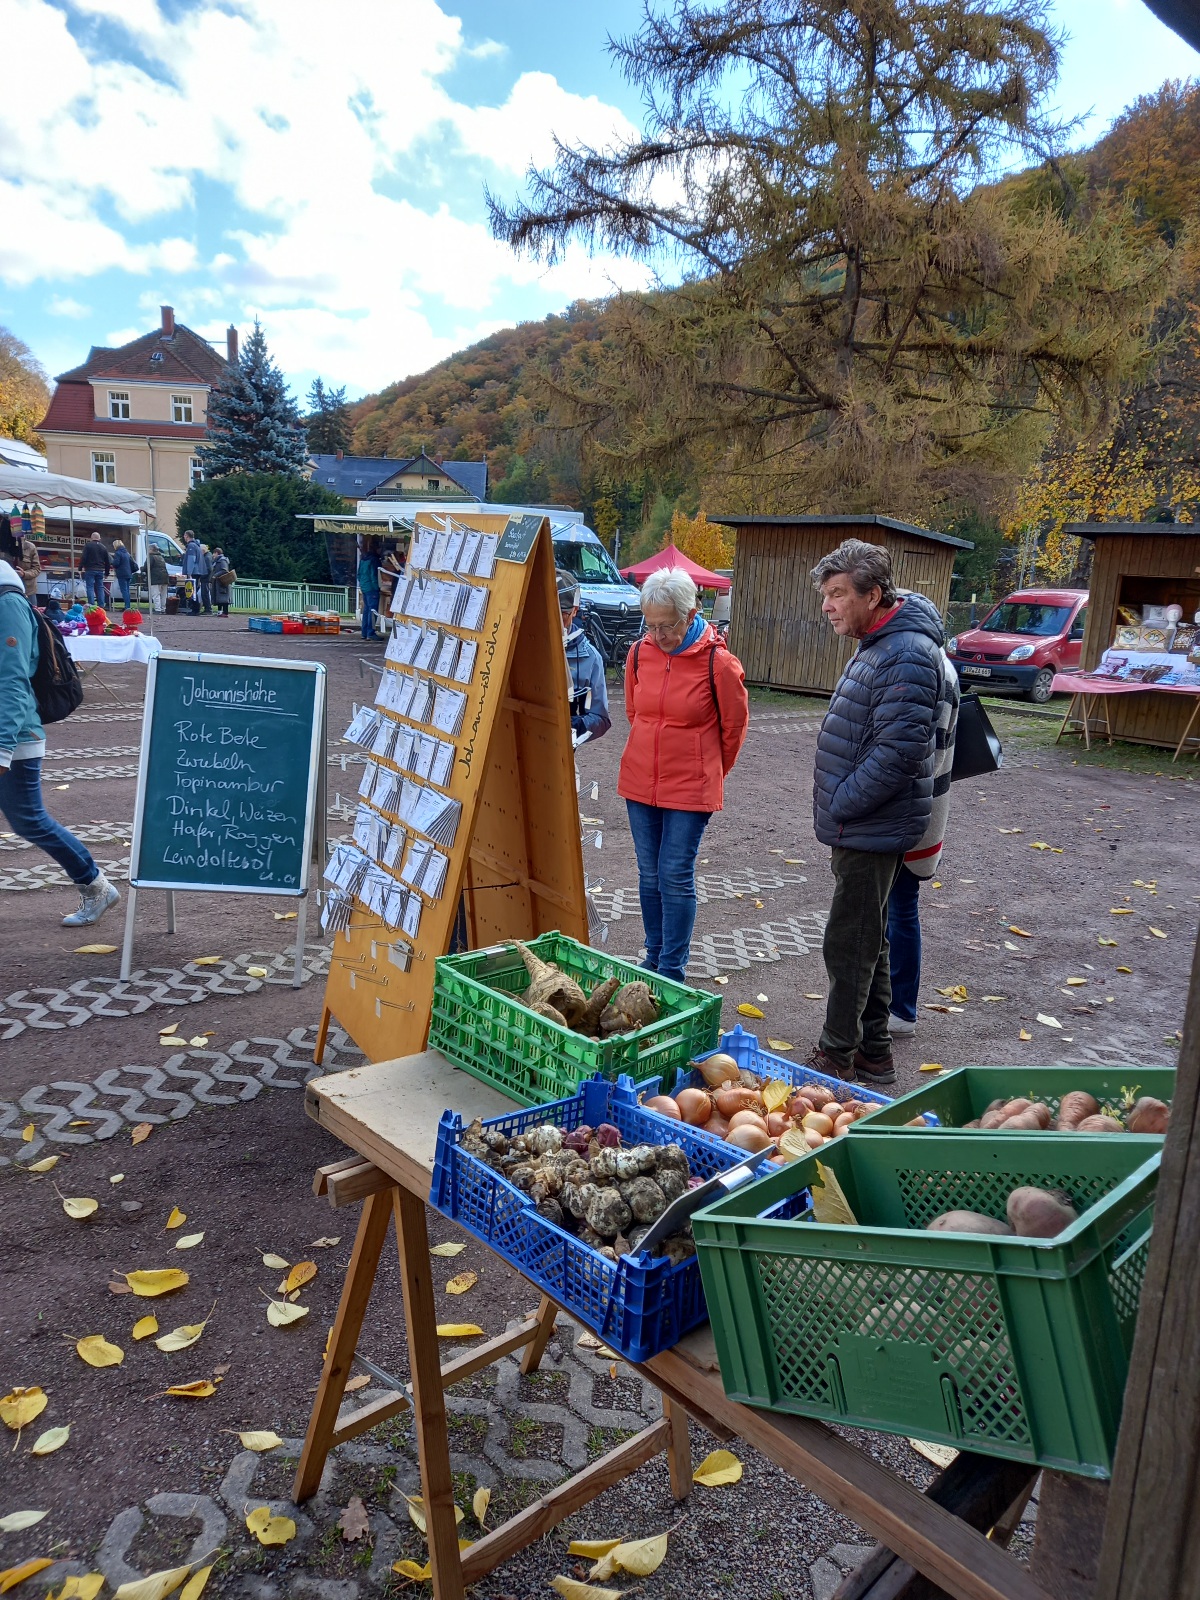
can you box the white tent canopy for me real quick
[0,463,154,515]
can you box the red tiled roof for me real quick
[55,321,228,387]
[39,381,206,439]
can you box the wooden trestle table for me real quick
[296,1051,1049,1600]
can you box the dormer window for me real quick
[172,394,193,423]
[108,390,130,419]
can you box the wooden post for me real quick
[1096,927,1200,1600]
[518,1295,558,1375]
[662,1396,693,1500]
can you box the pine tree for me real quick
[306,377,353,455]
[200,320,308,478]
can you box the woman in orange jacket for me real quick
[618,568,749,982]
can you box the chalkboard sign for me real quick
[496,513,542,565]
[129,652,325,893]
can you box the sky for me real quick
[2,0,1197,410]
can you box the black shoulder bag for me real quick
[951,691,1003,782]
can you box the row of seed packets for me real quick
[407,522,498,579]
[323,840,427,940]
[386,620,478,685]
[392,571,491,631]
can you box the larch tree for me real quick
[200,320,308,478]
[0,327,50,444]
[489,0,1173,519]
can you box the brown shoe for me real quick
[804,1047,856,1083]
[854,1048,897,1086]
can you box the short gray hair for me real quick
[640,567,697,621]
[810,539,897,606]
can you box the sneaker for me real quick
[804,1046,856,1083]
[62,871,121,927]
[853,1047,897,1086]
[887,1013,917,1036]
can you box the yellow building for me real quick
[39,306,235,534]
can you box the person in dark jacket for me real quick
[807,540,951,1086]
[210,548,235,616]
[80,532,111,608]
[111,539,133,610]
[557,570,611,742]
[146,545,170,612]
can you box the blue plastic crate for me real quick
[430,1074,754,1362]
[248,616,283,633]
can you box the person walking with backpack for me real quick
[618,568,749,983]
[79,532,110,608]
[0,556,119,926]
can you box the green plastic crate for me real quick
[692,1132,1159,1477]
[852,1065,1175,1137]
[428,932,722,1106]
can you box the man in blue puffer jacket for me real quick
[807,539,950,1087]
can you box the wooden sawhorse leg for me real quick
[313,1005,332,1066]
[1173,696,1200,761]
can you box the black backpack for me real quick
[0,585,85,724]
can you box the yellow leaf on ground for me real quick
[166,1207,186,1230]
[49,1575,105,1600]
[155,1317,209,1352]
[125,1269,189,1297]
[1110,908,1134,915]
[112,1566,193,1600]
[592,1533,668,1579]
[736,1003,765,1018]
[174,1233,204,1250]
[1149,927,1168,939]
[1007,926,1032,938]
[429,1242,466,1257]
[163,1381,216,1399]
[919,1064,944,1073]
[446,1271,477,1295]
[784,857,805,863]
[391,1560,432,1582]
[1019,1029,1033,1041]
[187,1037,207,1048]
[981,996,1007,1002]
[310,1236,340,1248]
[21,1123,34,1142]
[1,1387,48,1431]
[191,956,222,966]
[62,1196,98,1219]
[1036,1014,1062,1029]
[998,827,1023,834]
[436,1324,482,1338]
[179,1567,213,1600]
[76,1335,123,1368]
[238,1430,283,1452]
[1117,966,1133,974]
[713,975,728,985]
[404,1495,463,1536]
[567,1540,621,1560]
[282,1261,317,1293]
[31,1424,70,1456]
[261,1253,288,1270]
[693,1448,743,1486]
[1065,977,1088,986]
[472,1487,491,1525]
[273,911,298,920]
[803,992,824,1000]
[1098,937,1118,947]
[549,1578,621,1600]
[0,1510,48,1532]
[132,1316,159,1340]
[131,1124,153,1144]
[0,1561,55,1594]
[110,1174,125,1184]
[246,966,269,979]
[266,1300,309,1327]
[344,1374,370,1393]
[765,1038,794,1051]
[73,943,117,954]
[936,984,968,1001]
[27,1156,58,1173]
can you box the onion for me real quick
[834,1113,855,1134]
[675,1087,712,1126]
[766,1111,790,1138]
[801,1111,834,1137]
[696,1052,740,1088]
[725,1123,772,1153]
[819,1103,842,1122]
[714,1086,763,1119]
[705,1113,730,1139]
[643,1094,681,1120]
[728,1109,769,1133]
[804,1129,825,1149]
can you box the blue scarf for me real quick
[670,614,707,654]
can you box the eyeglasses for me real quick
[644,621,685,637]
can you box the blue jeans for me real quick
[117,576,131,608]
[84,570,106,607]
[625,800,711,983]
[0,758,97,886]
[887,864,922,1022]
[361,590,380,639]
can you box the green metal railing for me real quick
[227,580,354,616]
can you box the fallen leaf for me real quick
[1004,940,1020,951]
[310,1237,340,1248]
[1007,926,1032,938]
[472,1486,491,1526]
[174,1232,204,1250]
[131,1315,159,1341]
[430,1242,466,1257]
[273,911,298,921]
[61,1196,98,1219]
[591,1533,668,1579]
[1,1387,47,1432]
[110,1173,125,1184]
[155,1308,212,1352]
[245,1505,296,1546]
[163,1381,216,1399]
[261,1252,288,1270]
[166,1206,186,1230]
[282,1261,317,1293]
[936,984,968,1002]
[550,1579,621,1600]
[981,995,1007,1002]
[344,1373,370,1393]
[1110,908,1134,915]
[1117,965,1133,974]
[919,1063,944,1073]
[113,1568,193,1600]
[1149,927,1168,939]
[1019,1028,1033,1041]
[27,1156,58,1173]
[266,1299,309,1327]
[76,1334,123,1368]
[436,1324,482,1337]
[73,943,117,954]
[391,1560,432,1582]
[48,1576,105,1600]
[803,992,824,1000]
[404,1495,463,1536]
[736,1002,765,1018]
[762,1080,792,1113]
[125,1269,189,1297]
[0,1510,48,1533]
[30,1424,70,1456]
[1029,841,1053,851]
[131,1124,153,1144]
[234,1430,284,1455]
[766,1038,794,1051]
[756,992,769,1003]
[0,1561,55,1594]
[568,1540,622,1559]
[1036,1013,1062,1029]
[338,1496,371,1541]
[191,956,222,966]
[67,1121,90,1128]
[446,1271,477,1295]
[21,1123,34,1142]
[998,827,1022,834]
[1065,977,1088,986]
[246,966,269,978]
[179,1568,213,1600]
[187,1036,208,1048]
[693,1448,743,1486]
[1098,937,1118,947]
[576,1331,605,1350]
[784,856,805,863]
[713,975,728,985]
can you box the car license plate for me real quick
[961,665,992,677]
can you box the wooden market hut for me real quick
[1065,520,1200,749]
[711,514,972,693]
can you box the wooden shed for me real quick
[712,514,971,693]
[1066,520,1200,749]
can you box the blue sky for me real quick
[1,0,1196,409]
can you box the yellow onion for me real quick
[696,1053,740,1088]
[714,1086,763,1120]
[643,1094,681,1121]
[725,1124,773,1153]
[728,1109,769,1133]
[675,1087,712,1126]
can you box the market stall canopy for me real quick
[621,543,732,592]
[0,463,154,514]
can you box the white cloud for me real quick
[46,295,93,318]
[0,0,647,390]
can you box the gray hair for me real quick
[810,539,897,606]
[640,567,697,621]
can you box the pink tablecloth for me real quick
[1052,674,1199,697]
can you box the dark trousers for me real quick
[84,570,106,607]
[887,864,922,1022]
[625,799,711,983]
[819,846,902,1067]
[361,589,380,639]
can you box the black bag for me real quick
[0,585,85,724]
[951,692,1003,782]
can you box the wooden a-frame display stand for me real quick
[313,512,589,1066]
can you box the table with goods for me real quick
[1054,595,1200,756]
[297,933,1171,1600]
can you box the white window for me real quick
[172,393,194,423]
[189,456,205,488]
[108,390,130,419]
[92,451,116,484]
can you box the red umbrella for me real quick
[620,543,731,592]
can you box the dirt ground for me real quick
[0,613,1195,1596]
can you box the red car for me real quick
[947,588,1089,703]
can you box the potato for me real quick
[979,1109,1008,1130]
[984,1098,1007,1114]
[1126,1097,1170,1135]
[1000,1097,1033,1119]
[1056,1090,1100,1131]
[999,1109,1047,1130]
[1075,1114,1125,1134]
[963,1118,982,1129]
[927,1210,1015,1235]
[1006,1186,1078,1238]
